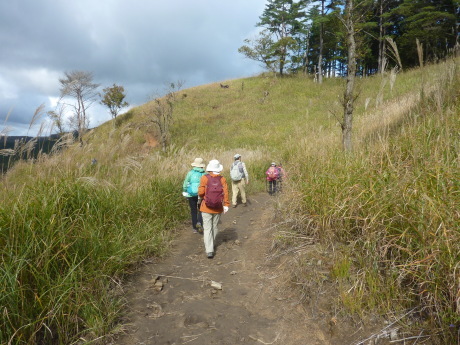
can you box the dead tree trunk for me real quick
[378,0,387,74]
[303,33,310,75]
[342,0,357,152]
[318,0,325,84]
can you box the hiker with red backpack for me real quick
[182,157,206,233]
[198,159,230,259]
[265,162,280,195]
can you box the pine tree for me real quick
[257,0,309,75]
[387,0,457,66]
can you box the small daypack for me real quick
[186,170,204,196]
[266,166,279,181]
[230,161,244,181]
[205,175,223,209]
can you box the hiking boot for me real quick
[243,203,247,207]
[196,222,203,233]
[232,204,237,208]
[207,252,214,259]
[192,229,198,234]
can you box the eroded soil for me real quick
[107,193,371,345]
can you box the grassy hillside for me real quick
[277,59,460,341]
[1,57,459,344]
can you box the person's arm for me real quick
[242,162,249,184]
[183,170,192,192]
[198,175,207,199]
[221,177,230,207]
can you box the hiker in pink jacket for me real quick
[265,162,279,196]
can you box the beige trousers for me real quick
[202,212,220,254]
[231,178,247,206]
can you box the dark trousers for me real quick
[188,196,203,229]
[268,180,277,195]
[277,178,283,192]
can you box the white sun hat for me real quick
[206,159,223,173]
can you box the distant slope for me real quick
[0,135,58,173]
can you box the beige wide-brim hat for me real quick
[206,159,223,173]
[191,157,205,168]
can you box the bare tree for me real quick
[341,0,357,152]
[318,0,326,84]
[377,0,387,74]
[145,81,183,152]
[58,71,99,137]
[47,102,67,135]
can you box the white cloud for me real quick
[48,97,59,108]
[15,68,61,94]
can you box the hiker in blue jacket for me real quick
[182,158,206,233]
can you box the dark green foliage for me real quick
[386,0,458,65]
[242,0,459,76]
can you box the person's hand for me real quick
[182,192,190,197]
[223,206,229,214]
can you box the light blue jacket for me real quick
[183,167,205,196]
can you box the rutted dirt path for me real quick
[108,193,331,345]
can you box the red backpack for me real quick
[266,166,279,181]
[205,175,223,209]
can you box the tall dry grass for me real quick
[277,58,460,340]
[0,143,188,343]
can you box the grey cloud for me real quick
[1,0,266,135]
[1,93,51,130]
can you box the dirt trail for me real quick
[108,193,333,345]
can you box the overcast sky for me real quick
[0,0,267,136]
